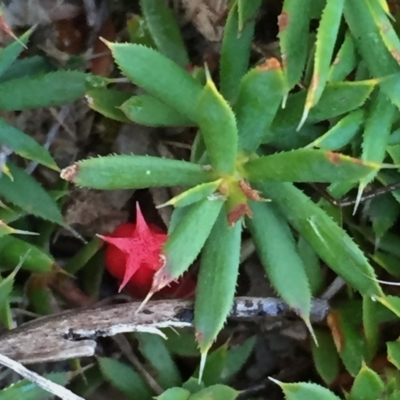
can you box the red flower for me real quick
[97,203,195,299]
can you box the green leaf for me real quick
[256,182,383,298]
[359,91,395,192]
[135,332,182,388]
[223,336,256,381]
[160,198,224,283]
[0,162,63,224]
[237,1,262,32]
[278,0,311,94]
[121,94,193,127]
[127,14,156,48]
[198,74,238,175]
[300,0,344,127]
[0,372,72,400]
[248,202,312,322]
[220,2,258,102]
[334,305,364,376]
[327,32,357,82]
[297,237,324,296]
[86,88,131,122]
[268,80,375,136]
[365,0,400,68]
[306,110,364,151]
[162,180,222,208]
[349,364,385,400]
[189,385,240,400]
[195,212,242,354]
[108,43,203,122]
[0,28,32,78]
[140,0,189,66]
[344,0,400,105]
[193,343,228,386]
[245,150,379,183]
[366,194,400,241]
[0,118,58,170]
[64,236,103,274]
[387,340,400,369]
[272,380,342,400]
[98,357,153,399]
[155,388,190,400]
[0,235,56,272]
[163,328,199,357]
[362,296,380,363]
[0,71,95,110]
[0,55,53,83]
[60,155,214,190]
[235,59,285,152]
[311,329,339,385]
[182,377,205,394]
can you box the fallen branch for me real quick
[0,296,329,364]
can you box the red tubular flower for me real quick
[97,203,196,299]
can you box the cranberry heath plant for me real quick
[60,0,400,397]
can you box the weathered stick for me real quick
[0,297,329,364]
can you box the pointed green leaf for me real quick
[365,0,400,67]
[161,198,224,281]
[190,385,240,400]
[220,2,258,102]
[237,1,262,32]
[256,182,383,298]
[0,28,32,78]
[245,149,379,183]
[359,91,395,191]
[163,180,222,208]
[344,0,400,106]
[155,388,190,400]
[272,380,342,400]
[367,194,400,240]
[86,88,131,122]
[0,118,58,170]
[121,94,193,127]
[278,0,311,93]
[235,59,285,152]
[297,237,323,296]
[0,235,56,272]
[223,336,256,381]
[362,296,381,362]
[247,202,311,321]
[108,43,203,122]
[98,357,152,399]
[0,372,72,400]
[387,340,400,369]
[0,162,63,224]
[60,155,214,190]
[312,329,340,385]
[306,110,364,151]
[349,364,385,400]
[193,344,228,386]
[0,55,53,83]
[327,32,357,82]
[301,0,344,125]
[0,71,96,110]
[195,213,241,353]
[135,332,182,388]
[140,0,189,66]
[335,306,364,375]
[127,14,156,48]
[198,75,238,174]
[269,80,375,136]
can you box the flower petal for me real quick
[119,253,143,291]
